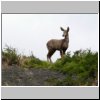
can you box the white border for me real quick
[98,13,99,87]
[1,0,100,1]
[0,0,99,99]
[1,13,99,87]
[0,1,2,99]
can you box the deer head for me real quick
[60,27,70,37]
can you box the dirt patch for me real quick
[2,66,67,86]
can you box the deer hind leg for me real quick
[47,52,50,62]
[47,50,55,63]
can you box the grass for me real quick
[2,45,20,66]
[2,45,98,86]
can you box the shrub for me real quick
[52,49,98,86]
[2,45,20,66]
[2,46,98,86]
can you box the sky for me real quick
[2,14,98,62]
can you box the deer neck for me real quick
[64,35,69,43]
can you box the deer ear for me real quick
[67,27,70,32]
[60,27,64,31]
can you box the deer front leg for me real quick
[63,49,66,56]
[60,50,63,58]
[60,49,66,58]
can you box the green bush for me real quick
[52,49,98,86]
[2,45,20,66]
[2,46,98,86]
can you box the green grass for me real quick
[2,46,98,86]
[2,45,20,66]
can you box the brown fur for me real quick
[47,27,70,62]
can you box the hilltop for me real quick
[2,46,98,86]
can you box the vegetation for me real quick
[2,45,98,86]
[2,45,20,66]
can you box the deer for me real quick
[46,26,70,63]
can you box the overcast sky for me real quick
[2,14,98,62]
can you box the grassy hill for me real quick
[2,45,98,86]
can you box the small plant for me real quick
[2,45,20,66]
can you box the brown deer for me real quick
[46,26,70,62]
